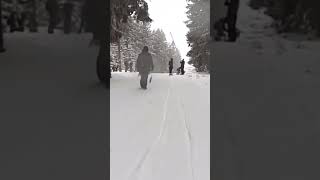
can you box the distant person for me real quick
[136,46,154,89]
[7,11,18,32]
[225,0,240,42]
[112,64,117,72]
[176,67,181,75]
[18,11,27,32]
[63,0,74,34]
[168,58,173,75]
[46,0,59,34]
[78,1,87,33]
[180,59,185,75]
[124,61,129,72]
[129,61,133,72]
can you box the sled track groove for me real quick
[178,95,196,180]
[128,79,173,180]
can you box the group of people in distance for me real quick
[46,0,74,34]
[5,0,75,34]
[111,61,134,72]
[135,46,186,90]
[124,61,134,72]
[168,58,185,76]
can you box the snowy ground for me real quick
[0,29,109,179]
[213,0,320,179]
[111,72,210,180]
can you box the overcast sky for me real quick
[147,0,190,61]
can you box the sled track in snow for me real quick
[128,79,173,180]
[178,95,196,180]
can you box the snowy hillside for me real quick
[213,0,320,179]
[111,72,210,180]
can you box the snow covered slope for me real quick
[111,72,210,180]
[213,0,320,179]
[0,29,109,180]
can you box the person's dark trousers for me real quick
[140,73,149,89]
[78,16,85,33]
[64,13,72,34]
[48,12,56,33]
[181,66,185,75]
[64,3,73,34]
[169,67,173,75]
[227,14,238,42]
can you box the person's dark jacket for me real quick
[136,52,154,74]
[169,60,173,68]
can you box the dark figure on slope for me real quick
[225,0,240,42]
[7,11,24,32]
[129,61,133,72]
[180,59,185,75]
[78,2,88,33]
[124,61,129,72]
[63,1,74,34]
[18,12,27,32]
[169,58,173,75]
[177,67,181,75]
[46,0,59,34]
[136,46,154,89]
[112,64,117,72]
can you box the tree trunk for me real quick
[0,0,5,52]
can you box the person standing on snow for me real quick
[124,61,129,72]
[129,61,133,72]
[225,0,239,42]
[180,59,185,75]
[136,46,154,89]
[63,0,74,34]
[168,58,173,75]
[46,0,59,34]
[7,11,19,32]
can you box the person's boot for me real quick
[144,78,148,89]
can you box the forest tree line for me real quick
[249,0,320,36]
[110,17,181,73]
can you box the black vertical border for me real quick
[106,0,111,179]
[210,0,214,179]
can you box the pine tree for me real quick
[186,0,210,72]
